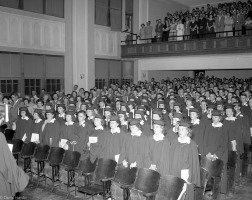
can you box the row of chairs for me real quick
[10,137,238,200]
[10,139,187,200]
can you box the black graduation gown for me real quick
[190,120,206,155]
[14,118,33,142]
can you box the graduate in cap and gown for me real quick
[55,104,66,125]
[190,108,206,155]
[13,106,33,142]
[40,109,61,147]
[169,121,201,200]
[203,110,229,195]
[30,108,44,143]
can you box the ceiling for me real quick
[169,0,234,8]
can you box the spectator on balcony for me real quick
[215,10,225,37]
[190,16,198,39]
[155,19,164,42]
[184,16,191,40]
[169,17,177,41]
[245,16,252,35]
[138,23,146,44]
[145,21,153,43]
[162,17,170,42]
[224,12,234,36]
[176,19,184,41]
[234,9,244,36]
[206,14,216,38]
[198,13,207,38]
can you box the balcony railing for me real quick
[121,28,252,58]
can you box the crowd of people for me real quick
[0,74,252,199]
[137,0,252,43]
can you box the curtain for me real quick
[23,0,43,14]
[110,0,122,31]
[95,0,109,26]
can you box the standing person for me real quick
[198,13,207,38]
[190,16,198,39]
[206,14,216,38]
[224,12,234,36]
[155,19,164,42]
[204,110,229,196]
[12,107,33,142]
[215,10,225,37]
[30,109,44,143]
[9,92,24,127]
[184,17,191,40]
[176,19,185,41]
[138,23,146,44]
[169,17,177,41]
[169,122,201,200]
[145,120,171,175]
[145,21,153,43]
[0,132,29,197]
[40,109,61,147]
[234,9,244,36]
[162,17,170,41]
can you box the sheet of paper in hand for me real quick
[31,133,39,142]
[8,144,13,152]
[89,136,98,144]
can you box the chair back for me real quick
[134,168,161,194]
[200,156,224,177]
[62,150,81,169]
[34,144,50,160]
[47,147,65,165]
[156,175,185,200]
[113,164,137,186]
[78,158,97,174]
[4,129,15,141]
[227,151,238,168]
[12,139,24,154]
[94,158,117,182]
[21,142,36,157]
[200,168,209,187]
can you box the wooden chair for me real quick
[61,150,81,198]
[77,158,98,186]
[200,156,224,200]
[133,168,161,200]
[78,158,117,200]
[227,151,238,193]
[20,142,36,179]
[47,147,65,192]
[33,144,50,187]
[12,139,24,164]
[112,164,137,200]
[156,174,186,200]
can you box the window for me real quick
[0,0,64,18]
[121,79,132,86]
[95,79,107,89]
[0,79,19,95]
[109,79,120,85]
[46,79,63,94]
[24,79,41,95]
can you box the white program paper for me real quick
[31,133,39,142]
[22,133,27,142]
[89,137,98,144]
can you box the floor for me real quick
[16,173,252,200]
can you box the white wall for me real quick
[205,70,252,79]
[148,70,191,81]
[148,0,188,25]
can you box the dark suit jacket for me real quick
[9,99,24,124]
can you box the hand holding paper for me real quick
[31,133,39,143]
[22,133,27,142]
[89,137,98,144]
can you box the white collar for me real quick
[88,116,94,120]
[79,121,85,127]
[65,121,74,126]
[47,118,56,123]
[236,112,243,117]
[140,120,144,125]
[131,130,142,137]
[172,127,178,132]
[153,133,165,141]
[242,102,248,106]
[95,126,104,130]
[111,127,120,134]
[225,117,236,121]
[212,122,223,128]
[186,106,194,109]
[178,136,191,144]
[21,116,29,120]
[35,118,42,123]
[121,121,128,126]
[191,119,200,125]
[59,113,65,118]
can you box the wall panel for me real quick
[45,56,64,78]
[24,54,44,77]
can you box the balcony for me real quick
[121,31,252,59]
